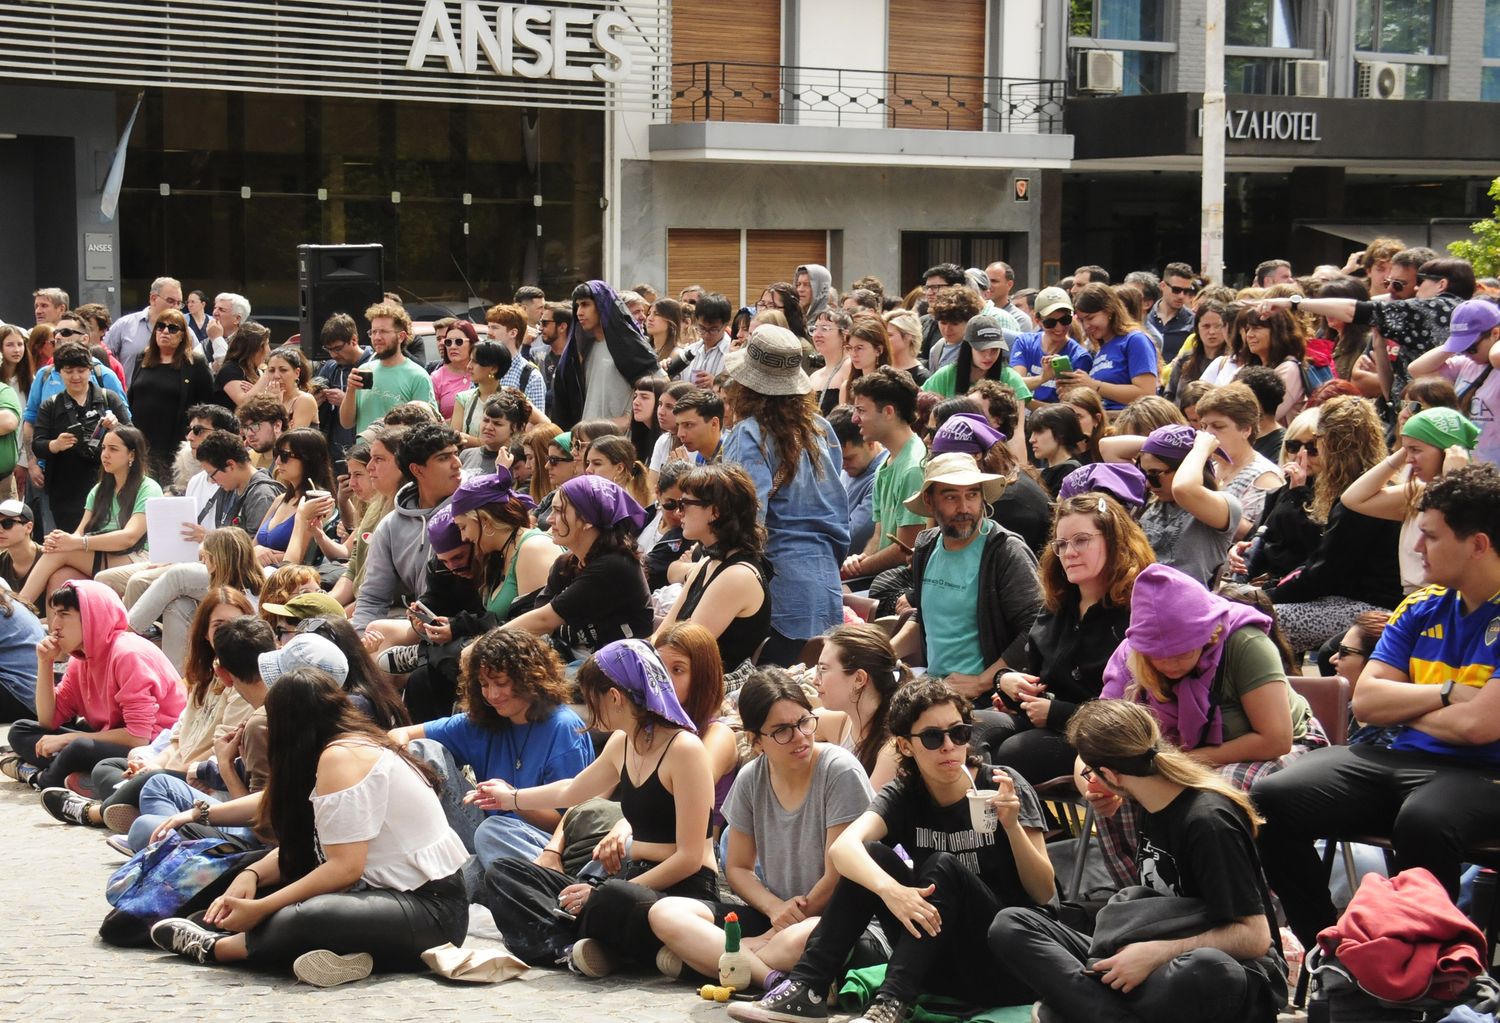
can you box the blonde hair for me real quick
[364,301,412,335]
[1065,699,1262,834]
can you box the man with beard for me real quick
[892,452,1042,705]
[339,301,437,434]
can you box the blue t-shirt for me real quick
[1372,585,1500,766]
[424,704,595,816]
[1009,333,1094,404]
[921,519,992,676]
[0,599,47,710]
[1088,330,1159,410]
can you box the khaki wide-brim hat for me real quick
[724,324,811,396]
[903,452,1008,516]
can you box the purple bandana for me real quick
[1140,424,1198,462]
[1058,462,1147,508]
[449,467,535,516]
[930,413,1006,457]
[559,475,647,533]
[593,639,697,732]
[426,505,465,554]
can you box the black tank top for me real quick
[677,550,771,669]
[618,731,684,844]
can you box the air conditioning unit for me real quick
[1357,59,1406,100]
[1291,59,1328,97]
[1080,50,1124,94]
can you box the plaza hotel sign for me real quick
[405,1,633,83]
[1197,107,1323,142]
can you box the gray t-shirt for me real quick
[1140,492,1243,589]
[460,446,498,474]
[721,742,874,901]
[581,340,634,421]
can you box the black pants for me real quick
[0,685,33,723]
[243,870,468,971]
[91,758,187,808]
[7,720,130,789]
[481,857,717,967]
[758,629,811,669]
[790,842,1032,1007]
[989,906,1277,1023]
[1253,743,1500,947]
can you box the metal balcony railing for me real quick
[666,61,1067,134]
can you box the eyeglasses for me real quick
[1080,765,1100,782]
[760,714,817,745]
[53,327,86,339]
[187,425,213,436]
[1335,644,1369,659]
[545,454,573,466]
[1052,532,1100,555]
[0,517,26,530]
[1040,313,1073,328]
[676,497,711,509]
[907,723,973,750]
[155,323,184,335]
[1164,283,1196,297]
[537,318,554,326]
[1283,438,1320,456]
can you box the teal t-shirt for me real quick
[354,357,438,433]
[870,434,928,549]
[83,476,165,548]
[921,519,991,676]
[921,361,1033,402]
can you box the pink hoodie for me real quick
[50,580,185,740]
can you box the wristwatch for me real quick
[1440,680,1456,707]
[1289,295,1303,310]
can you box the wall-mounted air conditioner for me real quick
[1356,60,1406,100]
[1080,50,1123,94]
[1291,59,1328,97]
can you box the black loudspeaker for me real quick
[298,243,385,361]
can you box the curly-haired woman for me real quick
[390,627,594,868]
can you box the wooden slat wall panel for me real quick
[886,0,985,130]
[745,230,828,298]
[671,0,781,123]
[668,229,741,305]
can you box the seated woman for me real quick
[1340,406,1477,598]
[148,667,470,988]
[1227,408,1322,584]
[19,426,161,607]
[289,614,410,732]
[254,428,337,569]
[649,670,875,988]
[584,435,654,520]
[127,527,264,670]
[43,588,256,831]
[1091,563,1325,886]
[1193,382,1284,535]
[390,627,594,868]
[1,581,183,791]
[1027,403,1088,498]
[509,475,653,664]
[812,624,903,789]
[655,622,738,815]
[728,678,1052,1023]
[452,469,561,623]
[1104,424,1243,588]
[0,585,48,723]
[989,493,1154,785]
[1263,395,1400,653]
[655,464,771,678]
[477,639,718,977]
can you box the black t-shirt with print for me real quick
[545,549,652,661]
[870,765,1046,907]
[1138,787,1275,930]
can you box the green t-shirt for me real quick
[921,361,1033,402]
[354,357,438,433]
[0,382,21,476]
[1216,625,1312,742]
[83,476,165,540]
[870,433,928,549]
[921,519,991,677]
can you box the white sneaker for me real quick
[292,949,374,987]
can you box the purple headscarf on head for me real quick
[1141,424,1198,463]
[1058,462,1147,508]
[592,639,697,732]
[426,505,465,554]
[559,474,648,533]
[930,412,1006,457]
[449,467,535,516]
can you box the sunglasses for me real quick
[907,723,973,750]
[1140,467,1172,487]
[187,425,213,436]
[1335,644,1369,659]
[0,517,27,529]
[760,714,817,745]
[53,327,86,339]
[1283,438,1320,456]
[444,337,468,346]
[1386,279,1409,291]
[1164,283,1196,296]
[1041,313,1073,329]
[676,497,711,509]
[1403,400,1428,415]
[155,323,184,335]
[545,455,573,466]
[658,499,685,512]
[274,450,299,462]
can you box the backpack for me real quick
[100,832,267,946]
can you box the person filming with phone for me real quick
[1009,288,1093,405]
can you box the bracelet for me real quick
[512,789,523,813]
[82,535,88,551]
[244,865,263,885]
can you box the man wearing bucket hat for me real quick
[1405,296,1500,466]
[1010,287,1094,404]
[890,453,1042,701]
[721,325,849,666]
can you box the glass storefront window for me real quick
[1486,0,1500,58]
[1071,0,1166,41]
[1483,66,1500,100]
[1356,0,1437,55]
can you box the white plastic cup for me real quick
[967,790,997,834]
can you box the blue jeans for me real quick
[128,773,256,851]
[408,737,550,867]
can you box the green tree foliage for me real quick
[1449,177,1500,279]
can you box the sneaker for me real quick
[64,771,95,797]
[377,644,422,675]
[104,833,134,857]
[102,803,140,834]
[137,623,163,643]
[655,945,683,979]
[40,787,98,826]
[293,949,374,988]
[17,763,40,788]
[0,752,21,781]
[852,995,910,1023]
[727,978,829,1022]
[567,938,617,978]
[150,917,220,965]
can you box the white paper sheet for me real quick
[144,496,201,564]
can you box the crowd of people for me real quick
[0,245,1496,1021]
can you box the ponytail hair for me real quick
[823,623,906,775]
[1065,699,1262,834]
